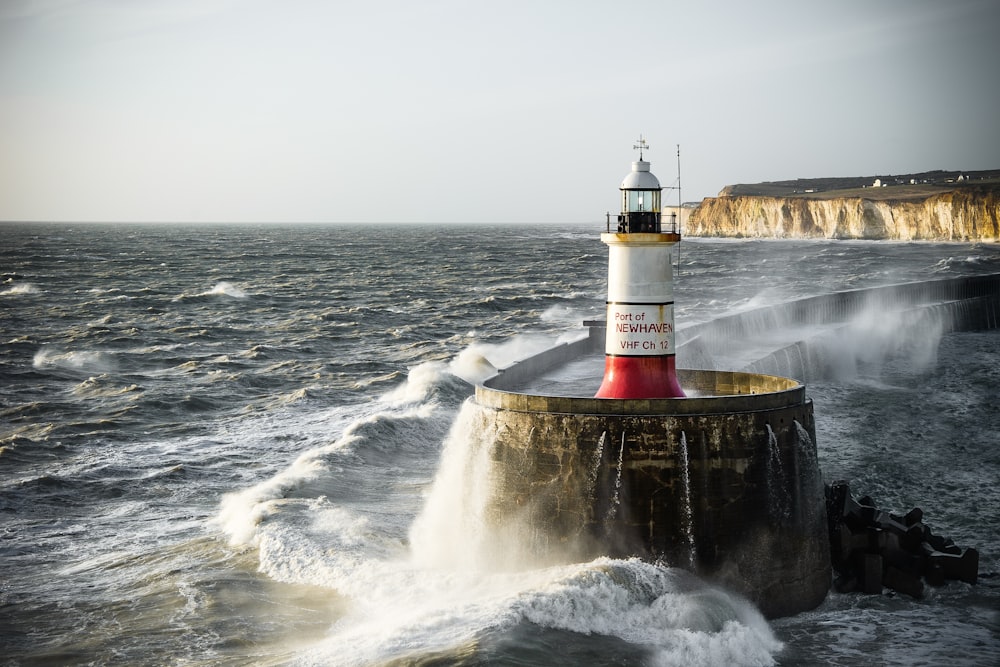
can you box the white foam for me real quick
[448,334,563,383]
[379,360,450,405]
[268,529,781,667]
[203,281,248,298]
[0,283,40,296]
[214,422,371,546]
[218,342,782,665]
[215,357,458,547]
[72,375,142,399]
[408,401,496,571]
[512,561,781,667]
[33,347,117,373]
[540,303,593,327]
[447,348,498,385]
[173,281,250,301]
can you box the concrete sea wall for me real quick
[679,273,1000,379]
[473,371,830,619]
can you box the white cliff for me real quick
[687,188,1000,241]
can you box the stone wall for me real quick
[473,370,831,618]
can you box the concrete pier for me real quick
[474,369,830,619]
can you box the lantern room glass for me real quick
[623,189,661,214]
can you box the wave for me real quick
[173,281,249,301]
[216,343,781,666]
[270,529,781,667]
[539,303,598,328]
[214,358,472,547]
[203,281,248,298]
[214,403,443,546]
[33,347,117,374]
[351,370,405,390]
[379,360,470,405]
[928,253,1000,274]
[72,375,143,399]
[1,421,57,447]
[447,334,567,382]
[249,482,781,666]
[1,283,40,296]
[510,560,780,667]
[256,387,315,409]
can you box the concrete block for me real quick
[903,507,923,527]
[924,560,946,587]
[862,553,883,594]
[866,526,886,553]
[884,565,924,599]
[929,548,979,585]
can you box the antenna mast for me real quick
[676,144,682,214]
[676,144,682,273]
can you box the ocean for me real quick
[1,222,998,666]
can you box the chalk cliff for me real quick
[687,186,1000,241]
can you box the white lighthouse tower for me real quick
[595,137,685,399]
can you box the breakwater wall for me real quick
[677,273,1000,379]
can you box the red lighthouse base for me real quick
[595,355,685,399]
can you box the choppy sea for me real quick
[2,222,998,666]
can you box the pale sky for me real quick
[1,0,997,224]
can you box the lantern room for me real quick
[617,136,662,233]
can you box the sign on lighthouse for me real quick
[595,137,685,399]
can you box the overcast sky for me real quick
[1,0,997,224]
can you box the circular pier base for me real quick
[472,369,831,619]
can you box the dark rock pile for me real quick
[825,481,979,598]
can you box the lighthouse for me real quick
[595,137,685,399]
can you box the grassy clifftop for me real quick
[720,169,1000,201]
[690,171,1000,241]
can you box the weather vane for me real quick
[633,134,648,160]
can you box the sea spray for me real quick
[820,303,946,381]
[448,333,567,383]
[408,400,498,570]
[511,560,781,667]
[285,554,782,667]
[202,281,249,299]
[0,283,40,296]
[33,347,117,374]
[216,360,462,547]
